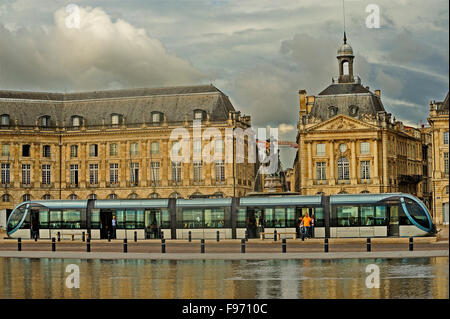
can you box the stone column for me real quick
[299,138,306,191]
[351,140,357,185]
[382,131,389,192]
[307,141,313,186]
[329,141,335,186]
[372,139,379,184]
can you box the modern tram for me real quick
[6,193,435,240]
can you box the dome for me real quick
[337,43,353,56]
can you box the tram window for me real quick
[275,208,286,227]
[116,210,125,229]
[361,206,375,226]
[39,210,49,228]
[286,208,295,227]
[136,210,144,228]
[183,209,203,228]
[63,210,81,229]
[375,206,387,226]
[403,198,429,228]
[49,211,62,228]
[161,209,170,228]
[21,211,31,229]
[337,206,359,227]
[237,208,246,228]
[91,209,100,228]
[205,208,225,228]
[264,208,274,227]
[314,207,324,227]
[126,210,136,229]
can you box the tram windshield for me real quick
[6,203,28,234]
[402,197,431,229]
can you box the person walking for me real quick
[111,216,117,239]
[310,213,315,238]
[296,216,303,239]
[303,212,312,239]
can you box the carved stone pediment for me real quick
[307,115,378,132]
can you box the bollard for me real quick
[201,239,205,254]
[52,237,56,252]
[245,230,248,242]
[34,232,38,242]
[57,232,60,242]
[274,229,277,241]
[87,238,91,252]
[409,237,413,251]
[216,231,220,242]
[18,238,21,251]
[123,238,128,253]
[108,233,111,242]
[161,231,164,240]
[134,231,137,243]
[241,238,245,253]
[82,232,85,242]
[324,238,329,253]
[366,237,371,252]
[161,238,166,253]
[188,231,192,242]
[282,238,287,253]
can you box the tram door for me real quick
[100,210,113,239]
[145,209,161,239]
[246,208,263,238]
[30,209,40,239]
[387,206,399,237]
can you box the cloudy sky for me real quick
[0,0,448,167]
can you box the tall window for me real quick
[194,161,202,182]
[42,164,51,185]
[152,112,161,123]
[43,194,51,200]
[130,143,139,156]
[22,145,31,157]
[2,194,10,202]
[111,114,120,125]
[40,116,50,127]
[337,157,350,181]
[360,160,371,180]
[316,162,327,181]
[1,114,9,126]
[316,144,326,156]
[22,164,31,185]
[108,194,117,199]
[70,164,79,185]
[444,152,449,175]
[89,164,99,185]
[110,163,119,184]
[193,140,202,155]
[444,131,449,145]
[23,194,31,202]
[1,163,10,184]
[130,163,139,185]
[42,145,51,158]
[69,194,78,200]
[72,116,81,127]
[89,194,97,200]
[215,160,225,182]
[150,162,160,183]
[89,144,98,157]
[110,143,118,156]
[172,161,181,182]
[215,140,224,156]
[2,144,10,157]
[360,142,370,154]
[150,142,159,155]
[70,145,78,158]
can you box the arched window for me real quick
[190,192,203,199]
[342,61,349,75]
[128,193,138,199]
[349,105,359,116]
[169,192,180,198]
[108,193,117,200]
[151,112,163,123]
[361,190,370,194]
[213,192,224,198]
[89,194,97,200]
[1,114,10,126]
[39,115,51,127]
[42,194,51,200]
[2,194,10,202]
[193,109,206,120]
[111,113,121,126]
[337,157,350,181]
[69,194,78,200]
[71,116,83,127]
[23,194,31,202]
[329,106,338,117]
[149,193,159,199]
[338,190,348,194]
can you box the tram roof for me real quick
[176,198,232,207]
[239,196,322,207]
[330,193,403,204]
[94,199,169,209]
[24,200,88,209]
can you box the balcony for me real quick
[21,183,32,188]
[337,179,350,185]
[88,183,99,188]
[68,183,79,188]
[169,181,182,186]
[107,182,119,188]
[359,179,372,184]
[128,182,139,187]
[398,175,422,184]
[314,179,327,185]
[41,182,53,188]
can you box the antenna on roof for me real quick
[342,0,347,43]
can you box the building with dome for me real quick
[293,34,424,201]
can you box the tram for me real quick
[5,193,435,239]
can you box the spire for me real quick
[344,31,347,44]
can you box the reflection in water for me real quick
[0,257,448,299]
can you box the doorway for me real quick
[145,209,161,239]
[100,210,113,239]
[246,208,263,238]
[30,209,40,239]
[387,206,399,236]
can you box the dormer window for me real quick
[40,115,51,127]
[329,106,338,117]
[1,114,10,126]
[71,116,83,127]
[349,105,359,117]
[111,113,121,126]
[194,109,206,120]
[151,112,163,123]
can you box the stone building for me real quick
[0,84,254,214]
[428,93,449,224]
[294,35,423,198]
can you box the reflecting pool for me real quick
[0,257,448,298]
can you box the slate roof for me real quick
[437,92,449,113]
[0,85,236,126]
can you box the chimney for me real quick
[375,90,381,97]
[299,90,307,114]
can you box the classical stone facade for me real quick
[428,93,449,224]
[0,85,255,213]
[293,36,424,199]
